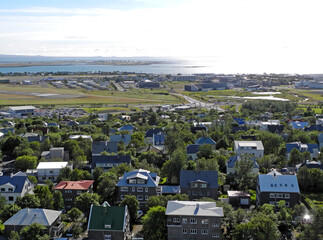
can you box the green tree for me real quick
[197,144,215,159]
[234,154,257,191]
[16,194,41,209]
[15,155,37,172]
[0,204,21,222]
[53,191,64,210]
[67,208,82,222]
[161,149,187,184]
[258,131,283,155]
[57,167,72,182]
[119,195,140,224]
[142,206,167,240]
[97,172,118,203]
[75,193,100,216]
[34,185,53,209]
[8,231,20,240]
[196,157,219,171]
[289,148,303,166]
[20,223,50,240]
[1,135,25,157]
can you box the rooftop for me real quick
[166,201,223,217]
[54,180,94,190]
[36,162,68,170]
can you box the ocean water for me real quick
[0,56,220,74]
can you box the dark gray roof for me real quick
[110,134,131,145]
[180,170,218,189]
[91,155,131,169]
[92,141,118,154]
[258,174,300,193]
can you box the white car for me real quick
[137,210,144,219]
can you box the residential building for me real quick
[138,80,160,88]
[234,141,264,159]
[256,173,300,207]
[92,141,118,155]
[145,128,163,144]
[110,134,131,146]
[186,144,200,161]
[87,204,130,240]
[318,133,323,150]
[91,155,131,172]
[54,180,94,209]
[285,142,319,160]
[41,147,69,161]
[296,160,323,171]
[19,132,47,143]
[153,133,165,148]
[0,172,34,203]
[180,170,218,200]
[69,134,92,141]
[195,137,216,149]
[118,124,134,133]
[166,201,223,240]
[227,155,259,174]
[4,208,63,237]
[36,162,70,183]
[290,121,309,130]
[227,191,250,207]
[116,169,161,205]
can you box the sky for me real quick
[1,0,323,73]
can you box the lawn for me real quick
[304,193,323,208]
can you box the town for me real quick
[0,72,322,240]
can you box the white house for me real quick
[8,106,37,117]
[36,162,71,183]
[234,141,264,159]
[0,172,34,203]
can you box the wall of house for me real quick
[88,230,126,240]
[181,187,217,201]
[257,191,300,208]
[118,186,159,205]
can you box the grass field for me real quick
[0,84,182,106]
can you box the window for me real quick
[137,187,143,192]
[49,170,53,173]
[190,218,197,224]
[145,195,148,200]
[137,179,145,184]
[200,183,207,188]
[269,201,276,205]
[132,187,135,192]
[182,228,187,234]
[0,188,5,191]
[8,196,14,201]
[173,218,181,223]
[129,179,136,184]
[190,182,198,188]
[188,191,191,195]
[212,234,220,238]
[182,218,187,224]
[8,188,13,192]
[145,187,148,192]
[192,191,198,196]
[137,195,143,201]
[270,193,275,198]
[201,219,208,224]
[121,187,128,192]
[285,202,290,207]
[284,194,290,199]
[212,223,220,228]
[199,191,204,196]
[77,191,82,195]
[277,193,283,198]
[190,229,197,234]
[201,229,208,235]
[207,191,210,196]
[104,235,111,240]
[121,195,124,200]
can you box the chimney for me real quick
[273,172,276,178]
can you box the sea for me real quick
[0,55,221,74]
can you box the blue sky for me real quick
[1,0,323,73]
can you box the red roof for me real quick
[54,180,94,190]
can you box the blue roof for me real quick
[195,137,216,145]
[227,155,259,169]
[145,128,163,138]
[92,141,118,154]
[319,133,323,143]
[153,133,165,145]
[304,125,323,132]
[118,124,134,131]
[258,174,300,193]
[0,175,29,193]
[234,118,246,125]
[161,185,181,194]
[291,121,309,129]
[286,142,319,154]
[110,134,131,145]
[180,170,218,189]
[186,144,200,154]
[91,155,131,169]
[117,169,160,187]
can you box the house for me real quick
[41,147,69,161]
[116,169,161,205]
[166,201,223,240]
[191,125,208,134]
[4,208,63,238]
[19,132,47,143]
[259,120,281,131]
[91,155,131,172]
[319,133,323,150]
[0,172,34,203]
[285,142,319,160]
[8,106,37,117]
[296,160,323,171]
[256,173,300,207]
[186,144,201,161]
[110,134,131,146]
[118,124,134,133]
[145,128,163,144]
[153,133,165,147]
[290,121,309,130]
[227,191,251,207]
[36,162,70,183]
[92,141,118,155]
[234,141,264,159]
[69,135,92,141]
[138,80,160,88]
[65,120,79,127]
[87,204,130,240]
[304,125,323,132]
[195,137,216,149]
[227,155,259,174]
[267,125,284,134]
[54,180,94,209]
[180,170,218,200]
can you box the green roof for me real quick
[88,205,126,231]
